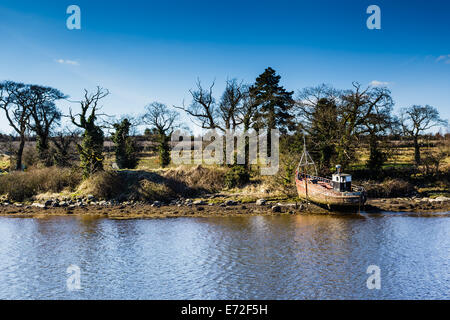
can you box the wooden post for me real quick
[305,174,308,201]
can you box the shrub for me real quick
[224,165,250,189]
[265,150,298,197]
[158,135,171,168]
[112,119,139,169]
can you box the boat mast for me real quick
[296,135,318,176]
[303,137,308,200]
[296,135,317,202]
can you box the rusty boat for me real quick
[295,140,366,210]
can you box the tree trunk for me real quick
[37,135,51,166]
[414,137,421,165]
[16,135,25,171]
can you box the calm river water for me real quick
[0,213,448,299]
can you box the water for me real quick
[0,213,448,300]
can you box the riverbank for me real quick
[1,196,449,219]
[366,196,450,212]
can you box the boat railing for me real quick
[297,172,331,183]
[298,172,366,194]
[352,185,366,193]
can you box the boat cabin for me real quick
[332,165,352,192]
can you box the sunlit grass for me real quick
[0,155,10,171]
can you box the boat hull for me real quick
[295,175,366,209]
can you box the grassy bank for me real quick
[0,137,449,204]
[0,165,229,203]
[0,165,448,207]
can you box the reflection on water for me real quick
[0,213,448,299]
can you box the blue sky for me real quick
[0,0,449,134]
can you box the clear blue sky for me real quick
[0,0,449,134]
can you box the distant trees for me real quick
[70,87,109,178]
[401,105,448,165]
[111,118,139,169]
[143,102,180,167]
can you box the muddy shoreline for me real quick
[0,196,448,219]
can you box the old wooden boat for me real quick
[295,139,366,210]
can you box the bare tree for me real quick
[236,86,256,131]
[143,102,180,167]
[295,84,340,132]
[219,79,244,131]
[175,78,248,133]
[0,81,31,170]
[27,85,66,165]
[401,105,448,165]
[338,82,393,168]
[295,84,341,172]
[175,80,221,131]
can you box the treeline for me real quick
[0,67,448,179]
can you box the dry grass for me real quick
[77,170,124,200]
[75,165,228,202]
[163,165,228,194]
[138,180,175,202]
[0,167,82,202]
[361,179,415,198]
[354,139,450,168]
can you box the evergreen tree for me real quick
[112,118,138,169]
[250,67,294,156]
[250,67,295,133]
